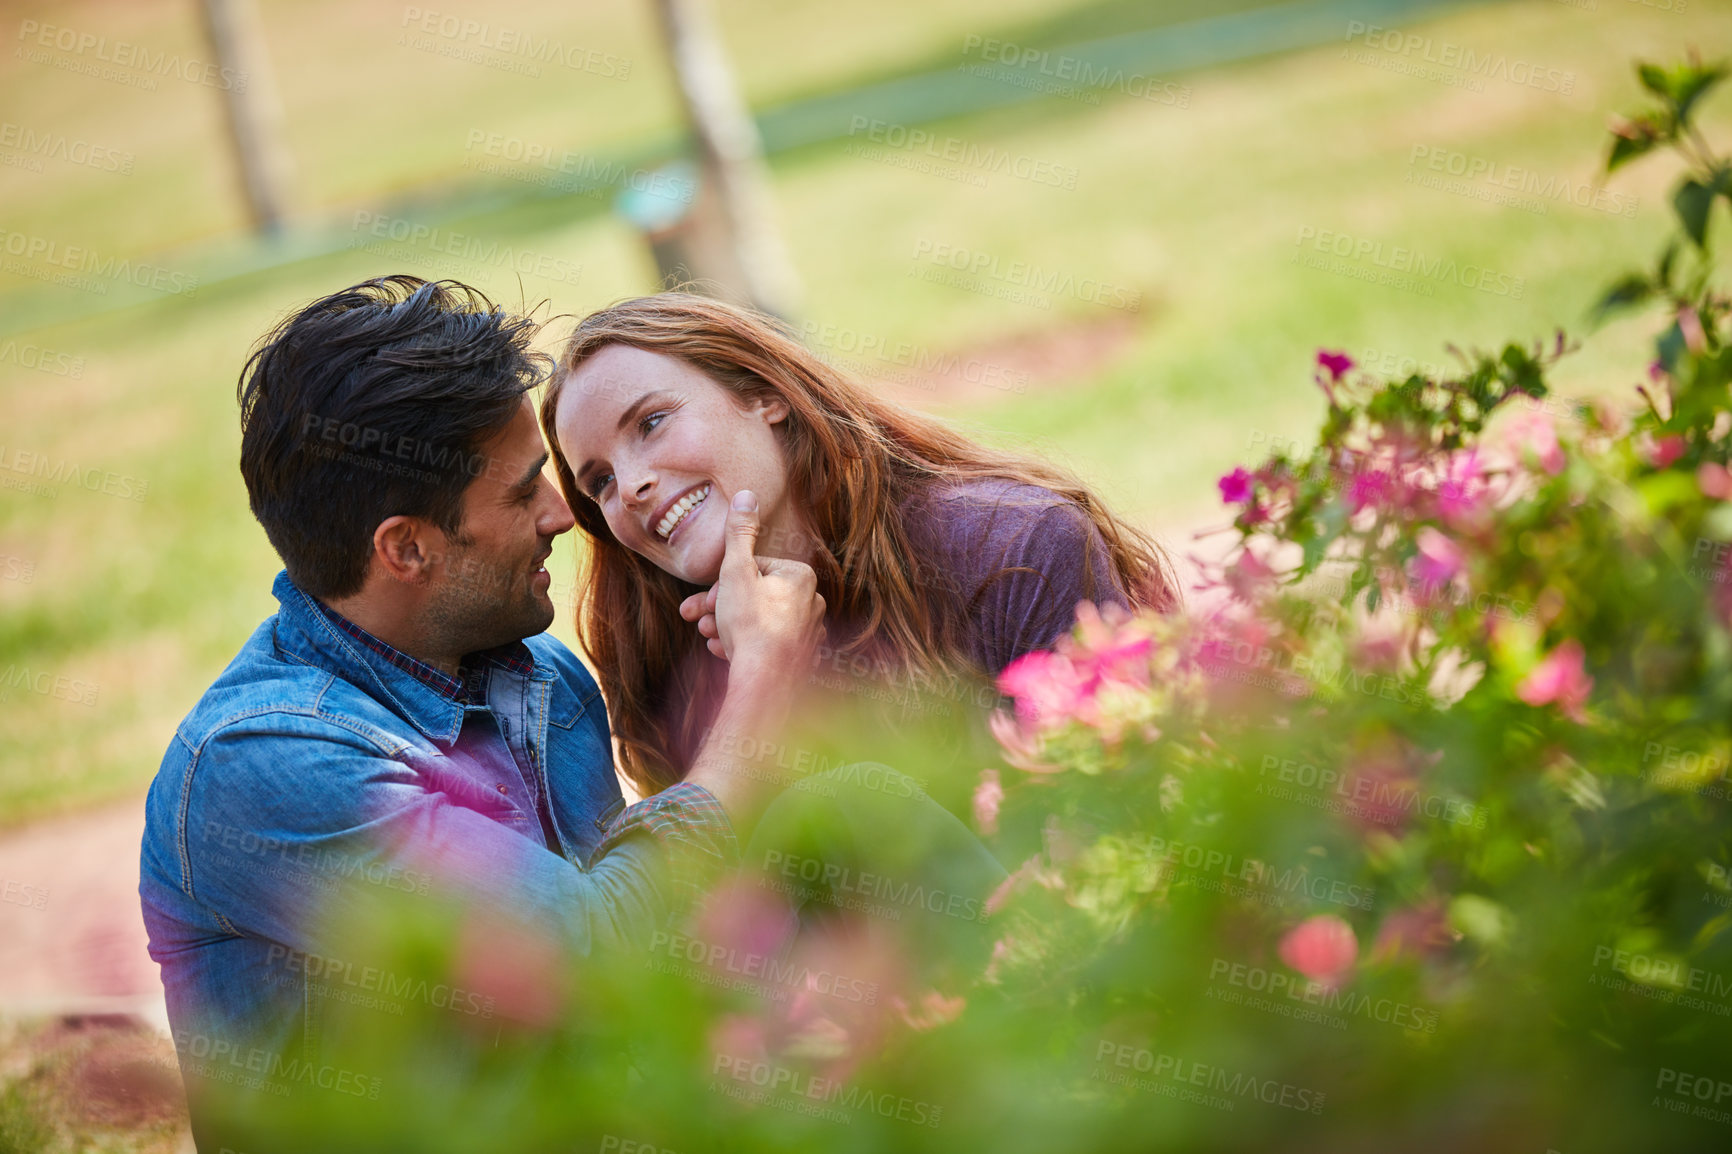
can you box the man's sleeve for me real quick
[592,781,739,914]
[178,722,738,962]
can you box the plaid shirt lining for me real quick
[596,781,739,911]
[313,600,535,706]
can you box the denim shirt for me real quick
[139,572,737,1094]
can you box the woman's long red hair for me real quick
[540,294,1176,795]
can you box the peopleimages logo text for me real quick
[1343,22,1575,93]
[16,20,247,91]
[911,240,1141,310]
[0,229,198,297]
[1294,226,1524,299]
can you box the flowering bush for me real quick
[970,53,1732,1151]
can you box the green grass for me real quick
[0,0,1728,825]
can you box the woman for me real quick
[540,293,1176,797]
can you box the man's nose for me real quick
[541,485,576,537]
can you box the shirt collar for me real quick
[309,598,535,706]
[270,571,541,744]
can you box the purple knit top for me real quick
[899,477,1131,675]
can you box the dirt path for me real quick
[0,794,167,1029]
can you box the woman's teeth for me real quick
[656,484,711,540]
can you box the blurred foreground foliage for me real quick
[196,55,1732,1154]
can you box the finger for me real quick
[698,614,718,640]
[708,637,727,660]
[756,557,817,584]
[679,593,706,622]
[719,489,761,583]
[704,585,719,613]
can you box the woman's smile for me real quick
[654,482,712,541]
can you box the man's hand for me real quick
[678,491,824,670]
[680,490,825,824]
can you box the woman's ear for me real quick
[757,396,791,425]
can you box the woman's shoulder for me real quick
[901,477,1095,557]
[902,476,1077,525]
[900,475,1127,668]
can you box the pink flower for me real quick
[1352,617,1407,674]
[709,1013,770,1070]
[1516,639,1592,723]
[694,877,795,963]
[1062,602,1154,691]
[988,709,1064,773]
[997,651,1090,732]
[994,604,1158,749]
[1502,410,1566,475]
[1314,350,1355,405]
[1370,901,1457,963]
[892,990,967,1031]
[983,935,1017,984]
[1317,349,1355,381]
[1337,736,1440,830]
[1436,449,1492,530]
[1345,469,1394,515]
[1279,915,1358,987]
[985,855,1064,916]
[453,915,564,1029]
[1680,306,1707,355]
[1410,526,1464,592]
[1223,549,1278,603]
[1218,467,1254,505]
[973,769,1003,836]
[1699,462,1732,500]
[1640,433,1687,468]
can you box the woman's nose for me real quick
[619,466,655,506]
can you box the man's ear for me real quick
[370,515,440,584]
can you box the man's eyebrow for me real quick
[514,452,549,491]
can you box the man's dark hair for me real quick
[238,275,549,599]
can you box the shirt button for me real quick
[496,784,509,794]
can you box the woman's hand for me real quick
[679,490,824,670]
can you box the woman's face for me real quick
[554,343,802,586]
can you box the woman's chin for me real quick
[659,549,722,588]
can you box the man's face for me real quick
[424,398,575,654]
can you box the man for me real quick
[138,276,824,1149]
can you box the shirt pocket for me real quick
[545,674,600,731]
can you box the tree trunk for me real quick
[649,0,801,319]
[199,0,293,235]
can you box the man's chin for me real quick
[522,596,557,638]
[475,596,557,650]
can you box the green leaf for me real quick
[1656,241,1679,293]
[1637,62,1672,100]
[1591,274,1653,324]
[1449,894,1515,949]
[1674,60,1729,126]
[1675,179,1716,247]
[1604,110,1671,173]
[1606,132,1658,174]
[1656,323,1686,375]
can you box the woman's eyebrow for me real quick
[575,390,668,480]
[613,390,669,433]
